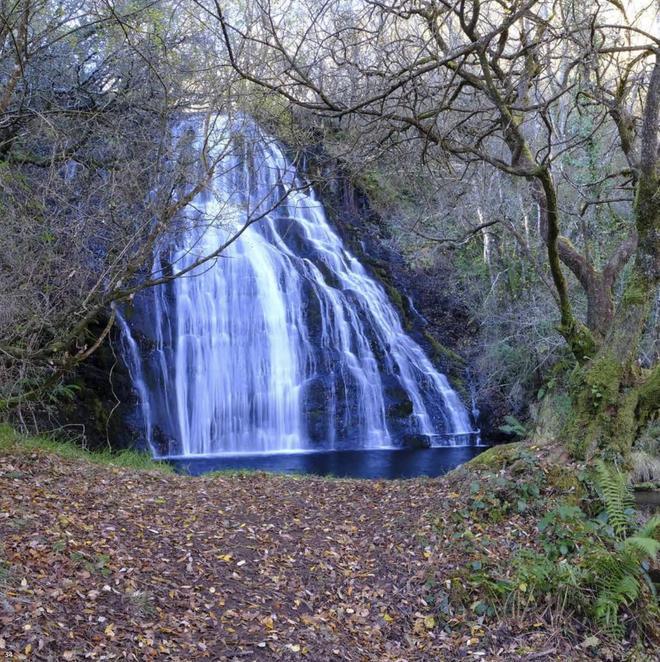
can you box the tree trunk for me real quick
[562,57,660,461]
[585,270,614,339]
[563,270,657,461]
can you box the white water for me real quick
[119,117,475,457]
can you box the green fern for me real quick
[635,513,660,541]
[593,572,640,637]
[511,466,659,637]
[585,473,659,635]
[498,415,527,438]
[48,382,81,403]
[594,460,633,539]
[623,535,660,558]
[587,548,643,635]
[466,463,658,639]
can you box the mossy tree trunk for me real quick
[563,57,660,461]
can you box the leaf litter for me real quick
[0,449,584,659]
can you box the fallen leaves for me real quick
[0,447,589,660]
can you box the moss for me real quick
[546,466,583,505]
[383,283,406,320]
[467,442,521,471]
[621,273,648,307]
[611,390,640,455]
[354,166,416,214]
[559,318,597,364]
[532,390,572,443]
[585,354,620,405]
[634,172,659,237]
[363,261,415,331]
[562,353,644,460]
[423,331,466,367]
[421,331,469,400]
[637,365,660,424]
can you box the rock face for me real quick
[61,315,138,451]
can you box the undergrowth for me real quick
[0,424,173,473]
[440,448,659,647]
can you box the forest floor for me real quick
[0,440,653,660]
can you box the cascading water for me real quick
[119,116,476,457]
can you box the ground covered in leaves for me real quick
[0,444,650,660]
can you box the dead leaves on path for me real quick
[1,451,572,660]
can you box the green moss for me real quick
[562,354,644,460]
[383,283,406,319]
[423,331,466,367]
[546,466,583,505]
[363,262,415,331]
[355,166,415,214]
[422,331,469,400]
[467,442,521,471]
[621,273,648,307]
[585,354,620,405]
[634,173,659,237]
[532,390,572,443]
[559,318,597,364]
[637,365,660,424]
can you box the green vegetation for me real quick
[0,555,9,586]
[69,551,113,577]
[465,442,522,471]
[0,424,172,474]
[354,165,417,217]
[127,590,156,617]
[498,415,527,439]
[445,449,659,643]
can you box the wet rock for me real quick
[402,434,432,449]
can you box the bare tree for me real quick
[0,1,306,426]
[211,0,658,458]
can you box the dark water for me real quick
[168,446,488,479]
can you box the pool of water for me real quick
[168,446,488,479]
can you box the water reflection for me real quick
[170,446,488,479]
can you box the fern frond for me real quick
[636,514,660,541]
[594,572,640,633]
[594,595,624,637]
[594,460,632,539]
[614,574,641,605]
[623,536,660,560]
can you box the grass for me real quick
[0,424,173,474]
[0,558,8,585]
[0,425,334,479]
[128,590,156,617]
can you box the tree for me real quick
[0,1,303,426]
[211,0,658,458]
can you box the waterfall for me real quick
[119,116,476,457]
